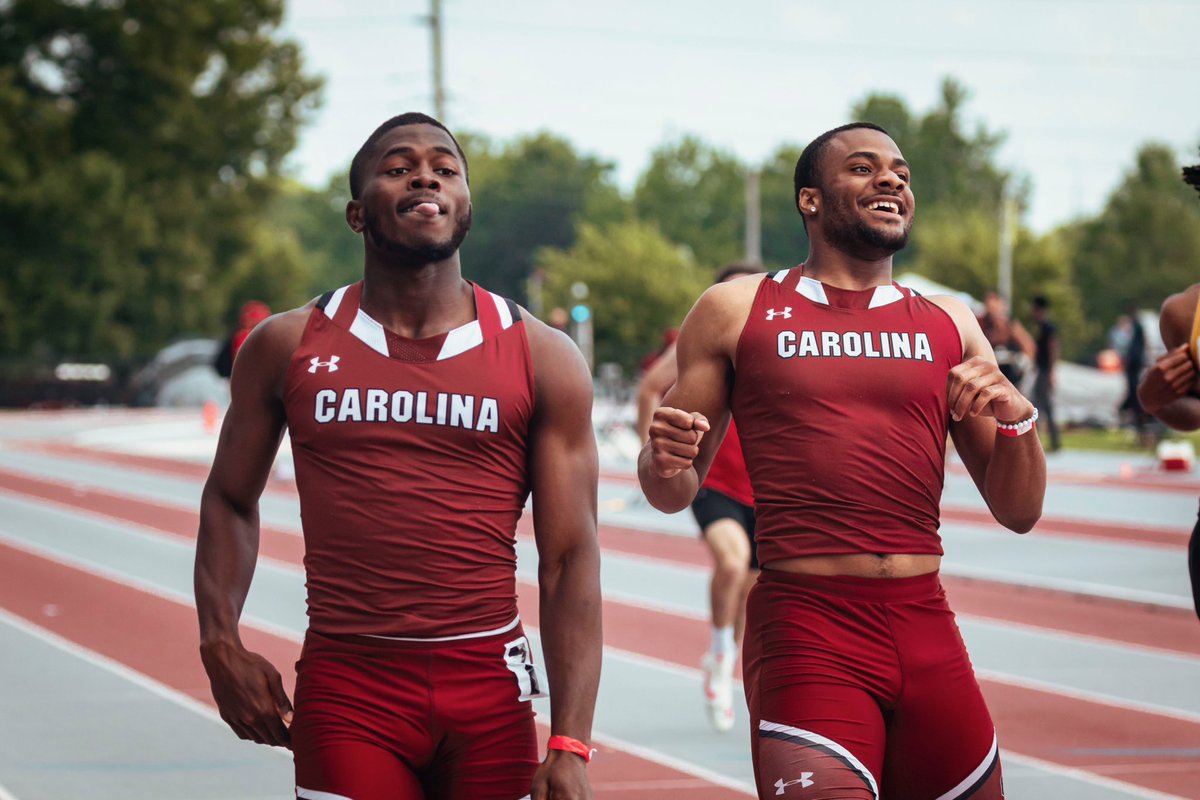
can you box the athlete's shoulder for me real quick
[1160,283,1200,347]
[693,271,768,323]
[513,305,594,411]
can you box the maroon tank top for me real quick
[704,420,753,507]
[283,281,534,638]
[732,268,962,564]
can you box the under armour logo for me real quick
[766,307,793,320]
[308,355,340,373]
[774,774,814,795]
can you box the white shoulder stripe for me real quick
[797,276,830,305]
[772,269,790,284]
[297,788,353,800]
[759,720,879,798]
[322,285,350,319]
[437,321,483,360]
[868,284,904,309]
[349,310,389,356]
[491,292,514,328]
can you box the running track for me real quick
[0,409,1197,799]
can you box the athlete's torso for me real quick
[731,268,962,566]
[283,281,535,639]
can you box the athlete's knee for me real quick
[756,722,877,800]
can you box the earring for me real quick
[809,206,816,212]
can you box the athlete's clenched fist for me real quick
[646,407,711,478]
[947,355,1035,425]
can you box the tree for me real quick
[459,132,626,304]
[268,173,361,297]
[759,144,808,269]
[633,136,746,269]
[1072,143,1200,336]
[536,221,708,374]
[0,0,321,363]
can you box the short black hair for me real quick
[1184,149,1200,196]
[793,122,890,222]
[1032,295,1050,310]
[715,263,760,283]
[348,112,469,199]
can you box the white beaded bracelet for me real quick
[996,407,1039,437]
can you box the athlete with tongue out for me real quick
[638,122,1046,799]
[196,113,602,800]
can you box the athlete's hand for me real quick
[1138,344,1197,414]
[531,750,593,800]
[200,640,293,748]
[947,355,1035,425]
[646,407,710,478]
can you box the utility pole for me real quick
[430,0,446,120]
[744,168,762,266]
[997,181,1017,306]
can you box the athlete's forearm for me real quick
[1143,395,1200,431]
[636,444,701,513]
[981,433,1046,533]
[537,541,602,742]
[195,482,262,649]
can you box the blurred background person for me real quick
[1030,296,1062,452]
[213,300,272,379]
[636,263,758,733]
[979,290,1035,389]
[1119,303,1149,438]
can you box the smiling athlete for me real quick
[638,122,1046,799]
[195,113,602,800]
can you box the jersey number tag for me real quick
[503,635,549,702]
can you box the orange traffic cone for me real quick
[202,400,220,434]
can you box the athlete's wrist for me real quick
[547,735,595,763]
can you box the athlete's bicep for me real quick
[205,316,297,512]
[526,322,599,560]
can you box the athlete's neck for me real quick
[359,259,475,340]
[802,241,895,291]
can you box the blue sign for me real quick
[571,304,591,323]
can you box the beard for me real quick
[824,198,912,255]
[364,205,473,263]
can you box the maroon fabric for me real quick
[292,628,539,800]
[732,273,962,564]
[744,570,999,799]
[284,284,535,638]
[703,419,754,507]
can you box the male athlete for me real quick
[1136,155,1200,618]
[638,122,1046,799]
[195,113,601,800]
[636,264,759,733]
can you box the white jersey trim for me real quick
[360,614,520,643]
[322,285,350,319]
[772,269,791,284]
[759,719,879,799]
[437,320,484,360]
[867,284,904,308]
[797,276,830,305]
[349,310,389,356]
[492,291,515,328]
[934,731,999,800]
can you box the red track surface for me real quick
[2,437,1199,797]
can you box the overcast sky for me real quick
[279,0,1200,234]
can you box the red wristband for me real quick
[547,735,595,763]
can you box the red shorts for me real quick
[292,625,543,800]
[743,570,1001,799]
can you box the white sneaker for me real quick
[701,653,736,732]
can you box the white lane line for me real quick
[587,730,756,797]
[942,563,1193,610]
[1002,750,1191,800]
[977,668,1200,725]
[0,608,290,761]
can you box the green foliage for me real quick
[0,0,322,361]
[1071,143,1200,336]
[759,143,808,268]
[536,221,708,372]
[267,174,361,298]
[633,136,746,268]
[459,131,627,303]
